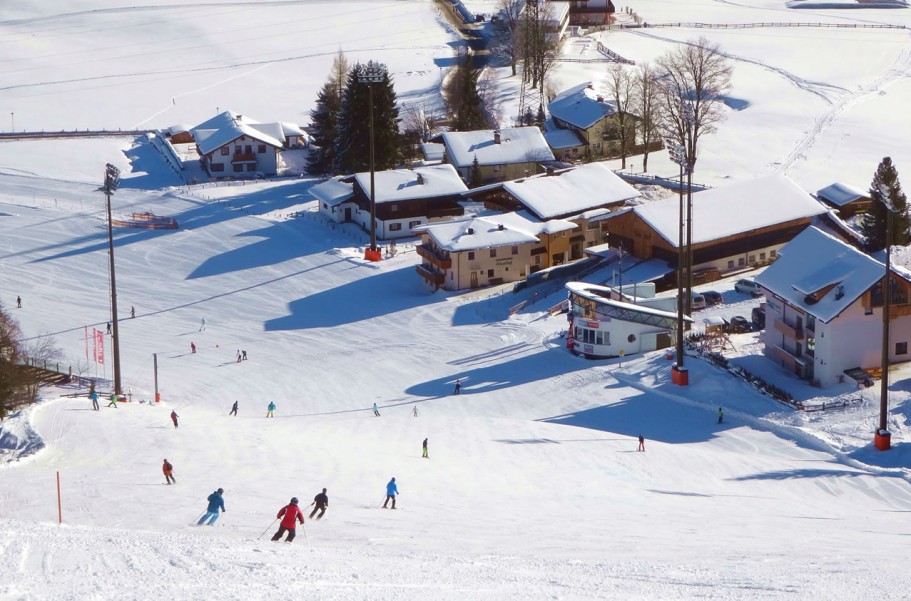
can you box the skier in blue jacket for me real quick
[197,488,225,525]
[382,477,398,509]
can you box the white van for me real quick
[735,278,761,296]
[690,292,706,311]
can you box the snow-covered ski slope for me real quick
[2,172,911,600]
[1,0,911,598]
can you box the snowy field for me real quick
[2,1,911,599]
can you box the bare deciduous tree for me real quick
[633,62,662,172]
[492,0,525,77]
[604,64,636,169]
[656,37,733,171]
[522,1,562,95]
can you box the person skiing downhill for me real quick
[199,317,206,332]
[107,393,118,408]
[309,488,329,520]
[373,403,380,417]
[190,342,196,354]
[422,438,429,458]
[229,401,238,416]
[16,295,21,308]
[163,459,176,484]
[89,389,99,411]
[382,477,398,509]
[271,497,305,542]
[718,407,724,424]
[130,306,135,318]
[170,410,179,428]
[453,379,462,395]
[266,402,275,418]
[197,488,225,525]
[638,434,645,452]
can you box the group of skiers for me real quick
[187,484,334,543]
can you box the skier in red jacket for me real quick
[271,497,305,542]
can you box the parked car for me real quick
[728,316,751,333]
[735,278,761,296]
[751,306,766,329]
[691,293,706,311]
[702,290,723,306]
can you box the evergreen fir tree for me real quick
[333,61,402,174]
[523,106,534,127]
[470,154,482,188]
[307,50,348,175]
[308,81,341,174]
[450,55,486,131]
[861,157,909,251]
[535,103,546,129]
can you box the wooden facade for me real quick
[601,210,816,271]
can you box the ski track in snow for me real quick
[778,46,911,174]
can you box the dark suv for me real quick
[751,306,765,330]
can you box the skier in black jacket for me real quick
[309,488,329,519]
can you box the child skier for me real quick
[162,459,176,484]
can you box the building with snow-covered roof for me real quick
[438,127,555,186]
[312,176,357,224]
[497,161,640,220]
[816,181,872,218]
[755,226,911,388]
[346,163,466,240]
[547,82,624,160]
[416,210,588,291]
[601,174,827,281]
[189,111,305,178]
[565,281,692,358]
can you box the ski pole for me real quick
[257,518,278,540]
[302,522,309,545]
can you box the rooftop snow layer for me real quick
[816,181,870,207]
[503,162,640,220]
[440,127,554,168]
[755,226,897,323]
[634,174,826,246]
[548,82,617,130]
[353,163,467,203]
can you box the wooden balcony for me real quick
[773,318,804,341]
[232,152,256,163]
[416,245,452,270]
[416,265,444,287]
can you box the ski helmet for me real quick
[290,497,299,505]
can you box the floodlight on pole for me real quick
[875,182,893,451]
[359,61,385,262]
[103,163,123,396]
[681,100,695,319]
[666,137,689,385]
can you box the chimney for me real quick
[416,173,424,185]
[587,83,594,90]
[498,224,505,231]
[596,96,604,103]
[546,166,555,176]
[467,227,475,235]
[493,130,501,144]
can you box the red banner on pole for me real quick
[92,329,105,365]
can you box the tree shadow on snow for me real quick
[540,388,733,445]
[265,265,443,330]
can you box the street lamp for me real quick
[875,181,894,451]
[359,61,385,262]
[103,163,123,396]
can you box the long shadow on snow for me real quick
[265,263,441,330]
[31,179,322,271]
[405,344,591,397]
[540,388,733,445]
